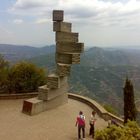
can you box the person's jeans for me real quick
[89,123,94,138]
[78,125,85,139]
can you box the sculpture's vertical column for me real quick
[22,10,84,115]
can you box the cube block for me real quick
[56,32,78,42]
[38,85,49,100]
[53,10,64,21]
[56,53,80,64]
[72,53,81,64]
[22,98,43,115]
[56,42,84,53]
[53,22,71,32]
[47,74,60,89]
[57,63,71,76]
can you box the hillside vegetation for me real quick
[30,47,140,114]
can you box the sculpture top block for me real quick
[53,10,64,21]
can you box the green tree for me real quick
[8,61,46,93]
[124,78,136,124]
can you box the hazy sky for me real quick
[0,0,140,47]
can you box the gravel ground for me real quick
[0,99,108,140]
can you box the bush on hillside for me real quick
[0,55,9,92]
[0,56,47,93]
[95,121,140,140]
[103,104,118,115]
[8,61,46,93]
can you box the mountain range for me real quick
[0,44,55,63]
[0,44,140,114]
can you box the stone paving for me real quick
[0,98,108,140]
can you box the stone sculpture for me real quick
[22,10,84,115]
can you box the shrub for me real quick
[95,121,140,140]
[8,61,47,93]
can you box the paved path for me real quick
[0,99,108,140]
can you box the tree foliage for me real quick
[124,78,136,124]
[95,121,140,140]
[0,55,9,92]
[0,57,47,93]
[8,61,46,93]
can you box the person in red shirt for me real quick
[75,111,85,140]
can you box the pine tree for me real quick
[123,78,136,124]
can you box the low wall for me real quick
[0,92,124,125]
[68,93,124,125]
[0,92,38,99]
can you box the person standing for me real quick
[75,111,85,140]
[89,111,97,138]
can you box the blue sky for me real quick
[0,0,140,48]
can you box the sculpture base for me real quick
[22,93,68,115]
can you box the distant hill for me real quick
[0,44,55,63]
[27,47,140,114]
[71,47,140,113]
[81,47,140,66]
[28,53,55,71]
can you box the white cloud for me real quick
[0,26,13,35]
[10,0,140,27]
[13,19,23,24]
[0,26,15,43]
[35,18,48,24]
[13,0,54,9]
[5,0,140,47]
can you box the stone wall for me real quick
[68,93,124,125]
[0,93,38,99]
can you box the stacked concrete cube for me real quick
[22,10,84,115]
